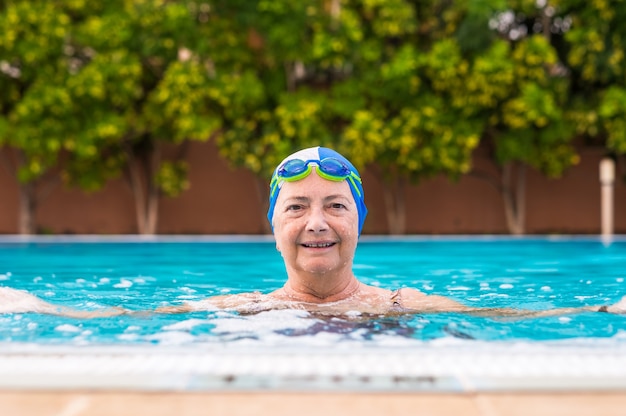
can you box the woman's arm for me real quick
[399,288,626,318]
[0,286,125,318]
[0,286,260,317]
[154,292,266,313]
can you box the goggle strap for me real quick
[269,176,281,198]
[347,176,362,198]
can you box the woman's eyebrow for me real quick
[282,196,310,204]
[324,194,352,203]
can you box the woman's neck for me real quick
[281,275,361,303]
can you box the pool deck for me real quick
[2,344,626,415]
[2,391,626,416]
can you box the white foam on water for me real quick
[186,299,219,311]
[208,309,313,335]
[83,301,104,309]
[125,326,141,332]
[163,319,210,331]
[183,271,205,276]
[480,293,504,298]
[113,279,133,289]
[0,275,8,281]
[117,333,140,341]
[204,310,377,348]
[499,284,514,289]
[448,286,472,291]
[55,324,81,333]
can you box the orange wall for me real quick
[0,142,624,235]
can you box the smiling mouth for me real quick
[301,242,336,248]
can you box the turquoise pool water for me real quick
[0,237,625,347]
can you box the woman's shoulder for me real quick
[351,283,390,298]
[190,291,265,310]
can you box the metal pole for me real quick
[599,158,615,244]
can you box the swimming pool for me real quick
[1,236,625,391]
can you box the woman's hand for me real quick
[606,295,626,314]
[0,286,56,314]
[0,286,127,317]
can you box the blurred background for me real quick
[0,0,624,235]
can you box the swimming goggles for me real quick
[270,157,362,198]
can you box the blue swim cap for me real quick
[267,146,368,235]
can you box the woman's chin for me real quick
[299,260,341,275]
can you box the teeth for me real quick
[305,242,333,248]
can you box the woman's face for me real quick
[272,170,359,278]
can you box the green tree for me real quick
[215,0,344,231]
[215,0,486,234]
[0,1,226,234]
[0,1,80,234]
[564,0,626,164]
[336,1,485,234]
[458,1,579,235]
[64,0,224,234]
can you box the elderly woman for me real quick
[1,146,624,317]
[162,146,626,317]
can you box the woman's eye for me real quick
[330,203,346,209]
[287,205,303,211]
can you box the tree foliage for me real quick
[1,0,625,234]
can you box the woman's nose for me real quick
[306,206,329,232]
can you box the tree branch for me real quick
[466,169,505,194]
[36,174,62,203]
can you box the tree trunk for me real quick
[12,149,37,235]
[18,181,36,235]
[5,148,62,235]
[382,177,407,235]
[144,144,161,235]
[501,162,526,235]
[126,153,147,234]
[125,143,161,235]
[469,159,527,235]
